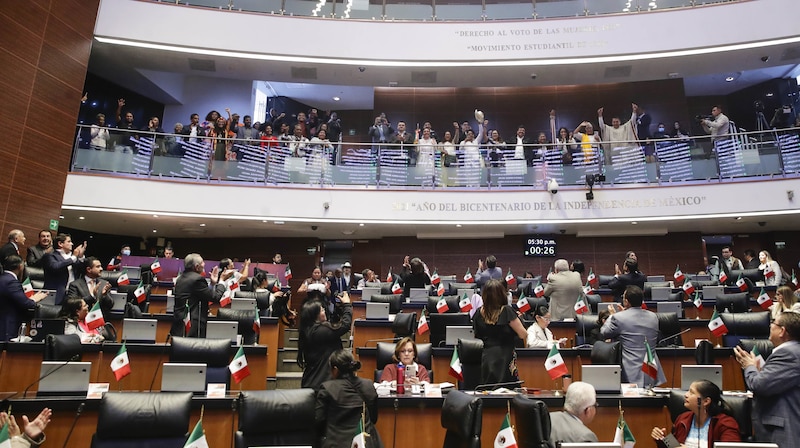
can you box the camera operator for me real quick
[699,106,730,142]
[770,105,793,129]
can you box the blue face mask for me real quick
[658,127,665,132]
[122,250,131,256]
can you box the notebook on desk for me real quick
[681,365,722,390]
[445,326,475,346]
[581,365,621,393]
[28,318,65,342]
[206,321,239,343]
[37,361,91,395]
[408,288,429,302]
[361,287,381,302]
[365,302,390,320]
[161,363,207,393]
[122,318,157,343]
[231,297,257,311]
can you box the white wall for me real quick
[163,76,254,128]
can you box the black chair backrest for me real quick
[118,284,151,313]
[584,294,601,313]
[667,292,683,302]
[731,269,763,284]
[666,389,752,442]
[26,266,45,289]
[391,312,416,338]
[693,279,720,289]
[34,303,60,319]
[380,281,395,294]
[695,340,715,365]
[374,341,434,382]
[370,294,403,314]
[233,290,272,312]
[216,308,258,345]
[719,312,770,347]
[449,283,478,295]
[737,338,774,360]
[656,312,682,347]
[427,296,461,315]
[457,338,484,391]
[99,270,123,287]
[590,340,621,365]
[441,390,482,448]
[91,392,192,448]
[235,389,317,448]
[597,274,615,287]
[511,395,551,448]
[715,293,750,313]
[575,314,599,346]
[429,313,471,347]
[44,333,82,361]
[170,336,233,367]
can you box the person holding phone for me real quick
[379,337,430,384]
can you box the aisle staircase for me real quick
[273,328,351,389]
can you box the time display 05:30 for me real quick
[524,238,556,257]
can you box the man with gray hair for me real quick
[549,381,599,445]
[171,253,231,337]
[0,230,26,263]
[544,258,583,320]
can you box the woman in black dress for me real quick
[297,293,352,390]
[472,279,528,387]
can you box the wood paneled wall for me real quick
[0,0,100,244]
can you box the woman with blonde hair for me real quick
[770,285,800,320]
[758,250,782,286]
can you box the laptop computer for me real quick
[408,288,429,302]
[206,321,239,343]
[365,302,390,320]
[361,287,381,302]
[581,365,621,393]
[28,318,65,342]
[37,361,92,395]
[681,365,723,390]
[651,287,672,301]
[445,326,475,346]
[122,318,157,343]
[647,275,666,282]
[110,291,128,312]
[38,290,57,306]
[657,301,682,318]
[161,363,207,392]
[122,266,141,281]
[703,286,725,300]
[231,298,257,311]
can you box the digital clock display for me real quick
[524,237,556,257]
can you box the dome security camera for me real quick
[547,178,559,194]
[530,73,538,80]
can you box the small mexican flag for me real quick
[735,275,748,292]
[107,257,117,270]
[533,281,545,298]
[463,268,474,284]
[229,346,251,384]
[391,281,402,294]
[219,289,232,308]
[544,345,568,380]
[134,281,147,303]
[117,270,130,286]
[111,343,131,381]
[505,269,516,288]
[352,419,367,448]
[284,264,293,281]
[436,281,445,297]
[516,294,531,313]
[574,297,589,314]
[385,268,393,283]
[436,298,449,313]
[183,300,192,334]
[85,301,106,330]
[693,292,703,311]
[682,280,695,296]
[587,268,598,287]
[673,265,685,283]
[430,270,440,285]
[448,349,463,381]
[271,280,281,293]
[253,307,261,334]
[613,413,636,448]
[642,340,658,380]
[150,258,162,274]
[582,282,593,295]
[719,267,728,284]
[494,413,518,448]
[756,288,772,310]
[417,313,429,335]
[21,277,34,298]
[708,310,728,337]
[184,420,208,448]
[459,294,472,312]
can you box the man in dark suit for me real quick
[735,311,800,447]
[608,258,647,302]
[0,255,48,341]
[170,253,229,338]
[66,256,113,319]
[0,229,26,263]
[42,233,87,305]
[509,125,536,166]
[26,229,53,269]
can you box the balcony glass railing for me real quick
[71,124,800,189]
[148,0,741,21]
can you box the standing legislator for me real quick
[171,253,230,337]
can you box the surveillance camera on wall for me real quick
[547,179,559,194]
[311,225,318,231]
[530,73,538,80]
[358,66,366,72]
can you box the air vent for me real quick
[604,65,632,78]
[188,58,216,72]
[291,67,318,80]
[411,71,437,83]
[780,46,800,61]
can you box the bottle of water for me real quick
[17,323,26,341]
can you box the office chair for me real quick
[575,314,599,347]
[441,390,482,448]
[719,312,769,347]
[371,294,403,314]
[34,303,60,319]
[91,392,192,448]
[374,341,433,382]
[590,340,621,365]
[25,266,45,289]
[695,340,715,365]
[511,395,551,448]
[391,312,417,339]
[457,338,484,391]
[427,296,461,315]
[715,293,750,313]
[215,308,258,344]
[235,389,317,448]
[656,312,683,347]
[170,336,233,387]
[43,333,82,361]
[429,313,471,347]
[584,294,602,313]
[233,290,272,313]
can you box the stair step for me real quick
[275,371,303,389]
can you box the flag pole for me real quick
[200,404,205,423]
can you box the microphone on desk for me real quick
[149,333,173,392]
[62,402,85,448]
[658,328,692,346]
[364,337,401,346]
[22,354,81,398]
[474,380,524,392]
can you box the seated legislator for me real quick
[549,381,599,445]
[651,380,740,447]
[58,296,104,344]
[66,256,113,319]
[608,258,646,302]
[298,266,331,303]
[526,305,566,349]
[315,350,382,448]
[379,337,430,384]
[600,285,666,387]
[0,255,49,341]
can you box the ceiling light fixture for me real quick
[332,96,340,101]
[78,216,85,220]
[199,223,206,227]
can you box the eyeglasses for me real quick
[538,316,551,322]
[399,349,415,354]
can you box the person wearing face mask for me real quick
[653,122,670,139]
[107,244,131,271]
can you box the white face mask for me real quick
[122,250,131,256]
[658,127,665,132]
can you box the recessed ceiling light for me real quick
[631,221,638,225]
[766,93,774,97]
[78,216,85,220]
[456,224,462,228]
[59,215,64,219]
[332,96,340,101]
[153,214,159,218]
[199,223,206,227]
[274,221,285,225]
[735,216,742,220]
[262,220,269,223]
[359,223,365,227]
[152,229,157,233]
[725,76,735,82]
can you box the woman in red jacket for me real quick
[651,380,740,447]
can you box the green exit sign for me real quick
[49,219,59,231]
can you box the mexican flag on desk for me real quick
[756,288,772,310]
[587,268,598,287]
[436,281,445,297]
[0,419,11,448]
[574,297,589,315]
[85,301,105,330]
[681,280,695,296]
[271,280,281,293]
[735,275,748,292]
[693,292,703,311]
[718,263,728,283]
[516,293,531,313]
[642,340,657,380]
[459,293,472,312]
[437,297,450,313]
[417,313,429,335]
[21,277,34,298]
[134,281,147,303]
[582,282,594,296]
[449,349,463,381]
[284,264,292,281]
[505,269,516,288]
[613,413,636,448]
[219,289,232,308]
[463,268,474,284]
[183,300,192,334]
[111,343,131,381]
[230,346,251,384]
[391,281,402,294]
[708,310,728,337]
[385,268,392,283]
[533,281,545,298]
[430,270,440,285]
[494,413,518,448]
[544,345,568,380]
[673,265,685,283]
[107,257,117,271]
[253,307,261,334]
[184,420,208,448]
[150,258,162,275]
[117,270,130,286]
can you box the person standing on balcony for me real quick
[700,105,731,142]
[597,106,636,167]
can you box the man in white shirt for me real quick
[700,105,731,142]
